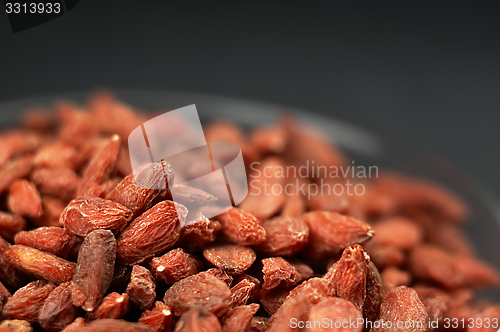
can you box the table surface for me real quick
[1,1,500,200]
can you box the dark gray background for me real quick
[1,1,500,198]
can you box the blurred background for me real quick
[0,1,500,198]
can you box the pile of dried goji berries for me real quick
[0,91,498,332]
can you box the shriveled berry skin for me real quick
[81,134,122,185]
[0,211,26,242]
[126,265,156,311]
[72,230,117,312]
[178,216,221,253]
[364,260,384,324]
[14,226,77,259]
[254,216,309,257]
[150,248,201,284]
[261,257,301,290]
[267,293,311,332]
[216,208,266,246]
[31,167,81,202]
[38,281,77,331]
[87,292,129,320]
[106,162,175,219]
[307,297,363,332]
[3,280,56,323]
[163,272,231,317]
[117,201,187,266]
[138,301,174,332]
[62,197,132,237]
[4,245,76,284]
[229,278,257,309]
[221,303,260,332]
[324,244,368,311]
[301,211,373,257]
[287,278,336,305]
[203,244,256,275]
[7,179,42,218]
[373,286,429,332]
[174,307,223,332]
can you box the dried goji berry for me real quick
[203,244,256,275]
[116,201,186,265]
[126,265,156,311]
[62,197,132,237]
[72,230,116,311]
[150,248,201,284]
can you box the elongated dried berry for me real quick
[117,201,186,265]
[229,277,259,309]
[87,292,129,320]
[0,212,26,242]
[138,301,174,332]
[267,294,311,332]
[262,257,301,290]
[301,211,373,257]
[150,248,201,284]
[287,278,336,305]
[254,216,309,257]
[14,227,77,259]
[39,281,77,331]
[4,245,76,284]
[203,244,256,275]
[127,265,156,311]
[239,157,286,221]
[408,244,462,290]
[221,303,260,332]
[73,230,116,311]
[31,167,81,202]
[62,197,132,237]
[203,268,233,287]
[216,208,266,246]
[364,260,384,324]
[163,272,231,317]
[178,214,221,252]
[3,280,56,323]
[7,179,42,218]
[81,134,122,185]
[107,162,175,219]
[324,244,368,311]
[370,217,423,250]
[372,286,428,332]
[0,155,33,195]
[307,297,363,332]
